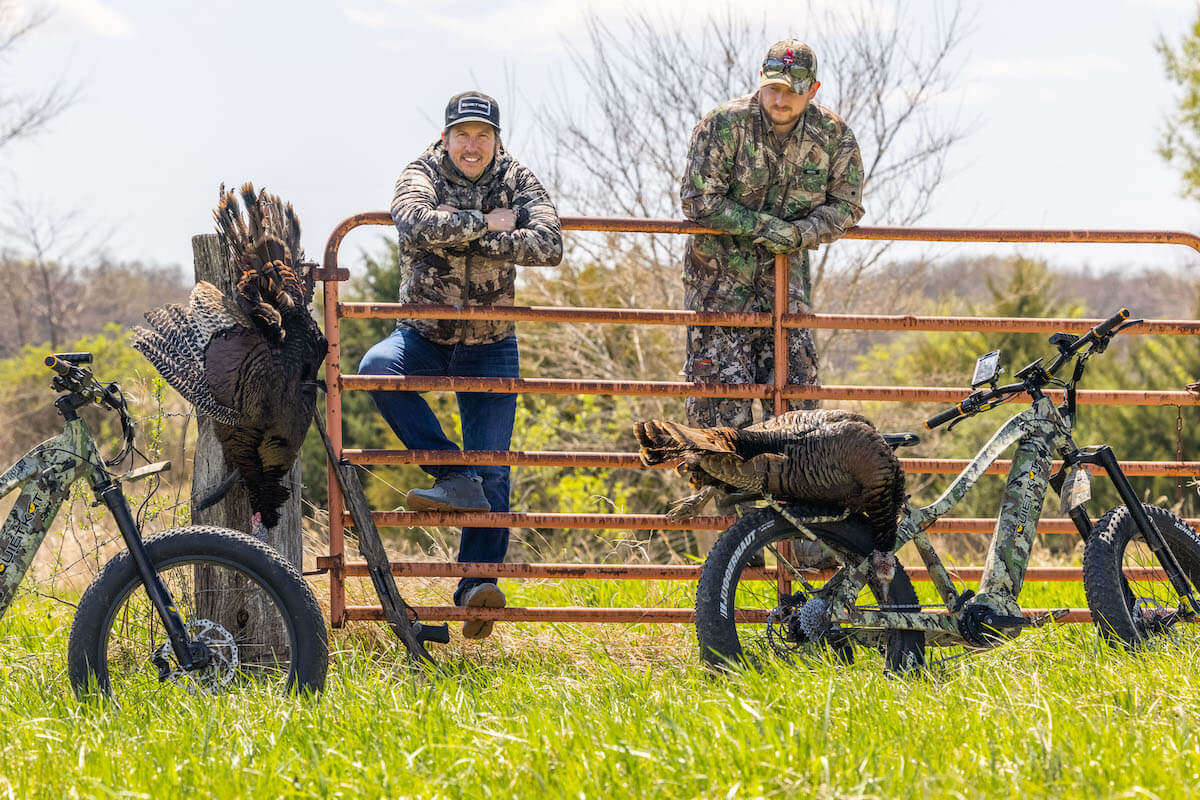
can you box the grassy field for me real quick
[1,577,1198,799]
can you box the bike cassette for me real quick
[766,593,838,654]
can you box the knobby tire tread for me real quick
[67,525,328,695]
[696,508,924,672]
[1082,503,1200,649]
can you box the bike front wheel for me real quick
[67,526,328,697]
[695,507,925,672]
[1082,504,1200,650]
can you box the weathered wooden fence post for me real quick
[190,233,303,657]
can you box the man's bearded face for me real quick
[760,83,817,129]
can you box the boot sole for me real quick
[462,584,506,640]
[405,494,490,513]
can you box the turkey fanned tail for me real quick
[132,282,241,426]
[636,409,905,551]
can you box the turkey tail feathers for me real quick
[215,183,314,317]
[131,282,241,426]
[635,419,740,465]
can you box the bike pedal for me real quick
[413,622,450,646]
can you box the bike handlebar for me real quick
[1093,307,1131,339]
[44,353,122,411]
[925,404,965,430]
[924,307,1133,430]
[44,354,74,378]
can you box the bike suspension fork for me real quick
[97,478,202,667]
[1088,446,1200,616]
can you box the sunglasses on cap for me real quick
[761,58,816,90]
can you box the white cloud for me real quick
[52,0,134,39]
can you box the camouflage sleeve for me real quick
[474,165,564,266]
[794,123,865,249]
[679,113,800,249]
[390,162,488,249]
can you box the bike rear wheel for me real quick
[695,508,925,672]
[68,526,327,698]
[1082,504,1200,650]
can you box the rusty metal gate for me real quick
[314,216,1200,628]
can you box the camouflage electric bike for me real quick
[696,309,1200,670]
[0,353,327,695]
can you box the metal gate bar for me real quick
[321,214,1200,628]
[342,449,1200,476]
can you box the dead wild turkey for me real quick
[635,409,905,552]
[132,183,327,532]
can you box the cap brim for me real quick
[445,115,500,131]
[759,75,792,90]
[759,75,814,94]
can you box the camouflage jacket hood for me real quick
[389,140,563,345]
[679,91,865,313]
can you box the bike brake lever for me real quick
[945,414,971,432]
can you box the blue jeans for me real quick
[358,326,518,604]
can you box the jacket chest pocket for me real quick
[730,158,773,211]
[784,144,831,218]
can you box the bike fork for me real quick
[1080,446,1200,616]
[97,479,202,668]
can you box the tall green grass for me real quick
[1,580,1198,799]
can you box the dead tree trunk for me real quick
[190,233,302,659]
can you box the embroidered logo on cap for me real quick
[458,97,492,116]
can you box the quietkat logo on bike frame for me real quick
[0,421,93,617]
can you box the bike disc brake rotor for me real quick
[1133,597,1183,637]
[154,619,239,694]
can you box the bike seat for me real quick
[883,432,921,449]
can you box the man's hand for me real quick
[436,204,458,213]
[752,217,801,254]
[485,208,517,232]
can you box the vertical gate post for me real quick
[322,269,347,627]
[773,252,792,596]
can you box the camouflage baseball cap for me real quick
[444,90,501,132]
[760,40,817,93]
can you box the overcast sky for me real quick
[4,0,1199,276]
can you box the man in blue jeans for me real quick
[359,91,563,638]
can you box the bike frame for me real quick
[796,392,1197,647]
[0,394,198,666]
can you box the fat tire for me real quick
[1082,503,1200,650]
[696,508,925,672]
[67,525,328,695]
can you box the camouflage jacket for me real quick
[680,91,865,313]
[390,141,563,345]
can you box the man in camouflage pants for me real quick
[359,91,562,638]
[681,40,865,429]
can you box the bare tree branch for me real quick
[532,1,969,365]
[0,1,77,153]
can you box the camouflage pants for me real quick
[684,325,820,428]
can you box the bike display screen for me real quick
[971,350,1001,387]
